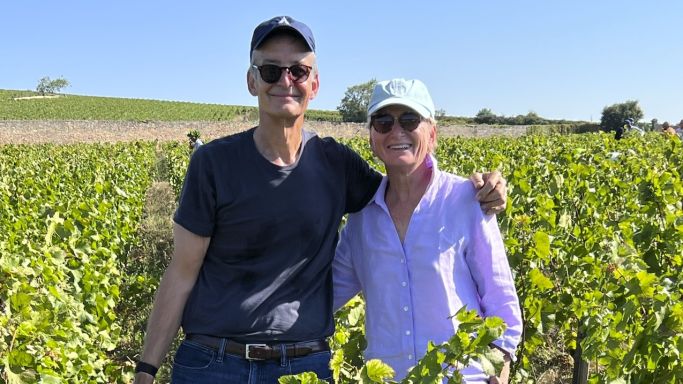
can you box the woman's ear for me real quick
[429,122,438,153]
[369,132,378,156]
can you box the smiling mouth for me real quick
[388,144,412,150]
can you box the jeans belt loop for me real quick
[216,338,227,363]
[279,344,287,366]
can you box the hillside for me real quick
[0,89,599,143]
[0,89,340,122]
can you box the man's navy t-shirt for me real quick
[174,127,381,343]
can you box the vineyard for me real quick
[0,90,340,122]
[1,132,682,383]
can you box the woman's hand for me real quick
[488,352,511,384]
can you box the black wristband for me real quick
[135,361,158,377]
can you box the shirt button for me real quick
[403,306,409,311]
[401,282,407,287]
[400,259,405,263]
[408,354,413,360]
[405,330,411,335]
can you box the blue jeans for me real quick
[171,339,333,383]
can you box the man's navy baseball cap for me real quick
[250,16,315,59]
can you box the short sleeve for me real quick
[173,146,217,237]
[338,142,382,213]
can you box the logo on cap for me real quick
[388,81,408,96]
[277,17,290,25]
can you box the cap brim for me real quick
[368,97,432,120]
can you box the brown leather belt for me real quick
[185,334,329,360]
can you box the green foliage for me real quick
[474,107,590,126]
[328,295,367,382]
[434,115,473,125]
[0,142,156,382]
[282,307,505,384]
[401,309,506,384]
[163,141,192,198]
[526,123,601,135]
[279,372,330,384]
[0,89,257,121]
[35,77,70,95]
[337,79,377,122]
[600,100,644,133]
[339,132,683,383]
[475,108,498,124]
[306,109,342,122]
[3,131,682,382]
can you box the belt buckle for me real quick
[245,343,268,360]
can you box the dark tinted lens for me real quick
[371,114,395,134]
[398,113,421,131]
[288,65,310,82]
[258,65,282,83]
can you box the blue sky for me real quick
[1,1,681,124]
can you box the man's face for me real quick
[248,35,319,120]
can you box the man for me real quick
[624,118,644,136]
[662,121,677,136]
[134,16,507,383]
[187,130,204,153]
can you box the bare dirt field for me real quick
[0,120,528,145]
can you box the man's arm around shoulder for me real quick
[133,223,210,383]
[470,170,508,215]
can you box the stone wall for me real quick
[0,120,530,144]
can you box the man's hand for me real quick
[133,372,155,384]
[470,171,507,215]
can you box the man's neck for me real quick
[253,115,305,166]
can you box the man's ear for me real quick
[247,69,258,96]
[308,71,320,100]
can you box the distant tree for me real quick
[474,108,498,124]
[435,108,447,120]
[337,79,377,122]
[522,111,544,125]
[36,76,70,95]
[651,118,658,132]
[600,100,643,133]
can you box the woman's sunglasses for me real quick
[252,64,312,84]
[370,112,423,134]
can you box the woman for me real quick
[333,78,522,383]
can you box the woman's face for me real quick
[369,105,436,173]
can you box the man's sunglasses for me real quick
[252,64,312,84]
[370,112,423,134]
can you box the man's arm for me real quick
[133,223,210,384]
[470,171,507,215]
